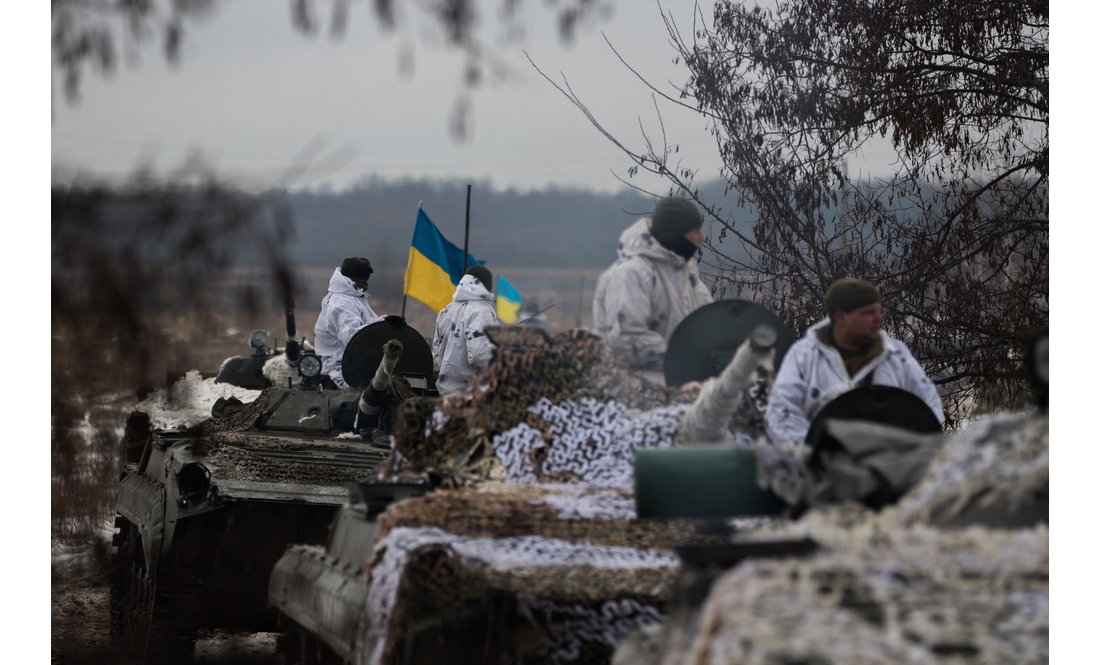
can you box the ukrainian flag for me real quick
[497,275,522,323]
[404,208,485,313]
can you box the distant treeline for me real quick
[278,177,751,272]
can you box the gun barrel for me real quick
[356,339,405,432]
[679,326,777,444]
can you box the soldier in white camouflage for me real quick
[765,278,943,444]
[592,197,713,380]
[433,265,500,395]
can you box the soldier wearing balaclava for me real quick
[314,257,383,389]
[592,197,713,379]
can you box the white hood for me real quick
[616,218,691,267]
[591,218,713,370]
[313,267,381,388]
[452,274,496,303]
[327,267,369,300]
[432,275,500,394]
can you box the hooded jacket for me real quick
[592,218,713,370]
[765,318,944,444]
[433,274,500,395]
[314,267,382,389]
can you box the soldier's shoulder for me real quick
[608,255,656,279]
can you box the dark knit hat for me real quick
[465,265,493,292]
[824,278,881,313]
[341,257,373,291]
[649,197,703,243]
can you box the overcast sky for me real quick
[23,3,1100,649]
[50,0,739,194]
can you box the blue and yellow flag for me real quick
[497,275,522,323]
[404,208,485,313]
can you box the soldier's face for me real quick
[685,228,704,247]
[836,302,883,346]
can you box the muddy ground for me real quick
[51,541,281,665]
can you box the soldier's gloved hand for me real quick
[384,315,406,328]
[679,380,705,396]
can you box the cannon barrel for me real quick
[679,325,777,444]
[355,339,404,433]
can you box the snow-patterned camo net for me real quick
[493,397,690,487]
[517,596,667,665]
[365,527,680,665]
[450,534,681,570]
[670,512,1049,664]
[531,483,639,520]
[893,411,1048,525]
[388,331,691,485]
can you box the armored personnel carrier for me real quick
[110,316,434,664]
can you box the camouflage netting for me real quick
[893,411,1048,527]
[741,410,1048,513]
[185,376,412,437]
[375,483,732,552]
[187,388,275,435]
[364,334,1050,665]
[382,331,792,492]
[194,432,385,485]
[363,484,758,665]
[660,506,1048,665]
[651,413,1050,665]
[366,526,683,665]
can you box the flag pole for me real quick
[576,275,585,328]
[403,201,423,318]
[462,184,472,273]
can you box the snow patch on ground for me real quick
[134,369,262,431]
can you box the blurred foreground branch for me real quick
[51,173,297,543]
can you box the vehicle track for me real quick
[52,565,281,665]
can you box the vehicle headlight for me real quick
[298,352,322,379]
[250,330,269,350]
[177,462,211,495]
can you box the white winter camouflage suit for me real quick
[765,318,944,444]
[433,274,500,395]
[314,267,382,389]
[592,218,713,370]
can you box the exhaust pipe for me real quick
[283,296,300,363]
[355,339,404,434]
[679,325,777,444]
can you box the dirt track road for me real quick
[51,555,281,665]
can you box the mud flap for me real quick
[115,473,166,576]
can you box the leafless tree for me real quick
[539,0,1047,425]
